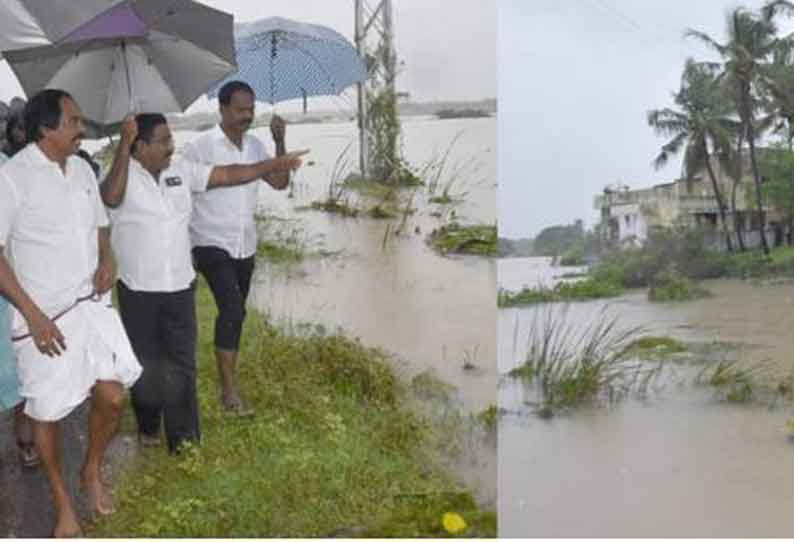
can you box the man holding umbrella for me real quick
[101,112,305,451]
[183,81,291,415]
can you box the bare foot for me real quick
[221,392,254,417]
[52,509,83,538]
[80,471,116,517]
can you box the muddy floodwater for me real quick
[499,257,794,537]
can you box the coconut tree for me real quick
[648,59,736,252]
[685,7,783,254]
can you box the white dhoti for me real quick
[13,295,142,422]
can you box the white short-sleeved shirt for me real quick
[0,144,108,333]
[183,124,269,259]
[107,157,212,293]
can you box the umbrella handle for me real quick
[121,40,134,112]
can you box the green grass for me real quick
[256,240,303,264]
[624,336,687,356]
[647,269,711,302]
[696,360,759,403]
[90,280,493,538]
[427,223,497,256]
[497,278,623,307]
[724,245,794,278]
[506,307,658,415]
[309,199,360,218]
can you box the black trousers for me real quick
[192,246,255,352]
[117,280,200,453]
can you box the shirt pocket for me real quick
[164,185,191,218]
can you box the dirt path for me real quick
[0,401,135,537]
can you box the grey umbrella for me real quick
[0,0,118,52]
[3,0,237,125]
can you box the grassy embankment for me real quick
[91,280,495,538]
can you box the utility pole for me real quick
[354,0,398,182]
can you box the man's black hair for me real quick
[132,113,168,154]
[218,80,255,106]
[4,114,25,157]
[23,89,73,143]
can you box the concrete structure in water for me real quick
[594,153,783,250]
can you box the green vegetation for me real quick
[532,221,586,257]
[760,144,794,244]
[436,108,491,120]
[624,336,687,356]
[497,277,622,307]
[558,241,586,266]
[592,227,730,288]
[648,268,712,302]
[427,223,497,256]
[507,308,658,415]
[696,360,759,403]
[91,280,494,538]
[475,405,500,432]
[256,239,304,263]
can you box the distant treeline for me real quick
[500,220,602,265]
[498,237,534,257]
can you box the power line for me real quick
[575,0,683,49]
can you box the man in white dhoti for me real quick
[0,89,141,538]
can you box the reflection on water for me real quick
[499,257,794,536]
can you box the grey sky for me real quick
[0,1,495,110]
[499,0,793,239]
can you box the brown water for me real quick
[249,118,497,504]
[499,257,794,536]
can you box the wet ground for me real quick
[0,401,137,537]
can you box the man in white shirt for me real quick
[183,81,291,415]
[101,113,304,453]
[0,89,142,538]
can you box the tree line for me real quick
[648,0,794,255]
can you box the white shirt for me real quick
[107,158,212,292]
[183,124,269,259]
[0,144,108,332]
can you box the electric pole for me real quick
[354,0,398,182]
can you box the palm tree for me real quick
[685,7,783,254]
[648,59,736,252]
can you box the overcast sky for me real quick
[0,1,495,111]
[499,0,794,239]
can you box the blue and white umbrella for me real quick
[208,16,367,106]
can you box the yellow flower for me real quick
[442,512,467,534]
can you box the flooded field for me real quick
[498,257,794,537]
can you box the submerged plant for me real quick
[427,223,497,256]
[696,360,761,402]
[508,306,659,414]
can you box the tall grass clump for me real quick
[508,306,660,414]
[696,360,761,403]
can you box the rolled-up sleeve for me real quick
[178,158,213,193]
